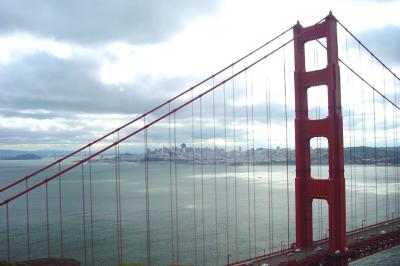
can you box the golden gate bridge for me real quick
[1,12,400,265]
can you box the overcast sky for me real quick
[0,0,399,151]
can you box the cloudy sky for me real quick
[0,0,399,151]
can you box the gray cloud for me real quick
[358,25,400,65]
[0,124,93,145]
[0,51,293,146]
[0,53,191,115]
[0,0,220,44]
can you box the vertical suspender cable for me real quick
[336,18,400,83]
[265,72,271,249]
[370,55,377,226]
[395,77,400,217]
[26,178,30,260]
[89,146,95,265]
[232,66,239,261]
[283,48,290,246]
[266,74,274,254]
[6,203,10,261]
[393,81,397,219]
[168,103,175,264]
[58,163,64,258]
[81,164,87,266]
[245,70,251,258]
[251,78,257,256]
[212,79,219,265]
[223,83,230,262]
[383,67,389,219]
[269,78,274,253]
[345,36,354,231]
[173,113,180,264]
[191,90,198,265]
[115,136,121,264]
[352,108,357,228]
[118,134,123,261]
[373,90,378,225]
[348,108,354,230]
[338,19,400,220]
[361,72,367,224]
[314,47,323,239]
[144,117,151,266]
[45,179,50,258]
[357,43,363,228]
[358,43,367,225]
[200,97,206,265]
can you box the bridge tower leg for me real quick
[293,13,347,263]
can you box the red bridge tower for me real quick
[293,13,347,264]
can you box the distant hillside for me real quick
[310,146,400,164]
[1,154,42,160]
[0,150,71,158]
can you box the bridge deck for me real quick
[230,218,400,266]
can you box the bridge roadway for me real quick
[229,218,400,266]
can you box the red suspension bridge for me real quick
[1,13,400,266]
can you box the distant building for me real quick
[181,143,186,153]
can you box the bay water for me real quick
[0,158,399,265]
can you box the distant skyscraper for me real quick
[181,143,186,153]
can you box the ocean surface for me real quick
[0,158,399,265]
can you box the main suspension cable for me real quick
[335,18,400,82]
[1,38,294,207]
[316,40,400,112]
[0,24,295,195]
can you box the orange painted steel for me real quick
[293,13,346,261]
